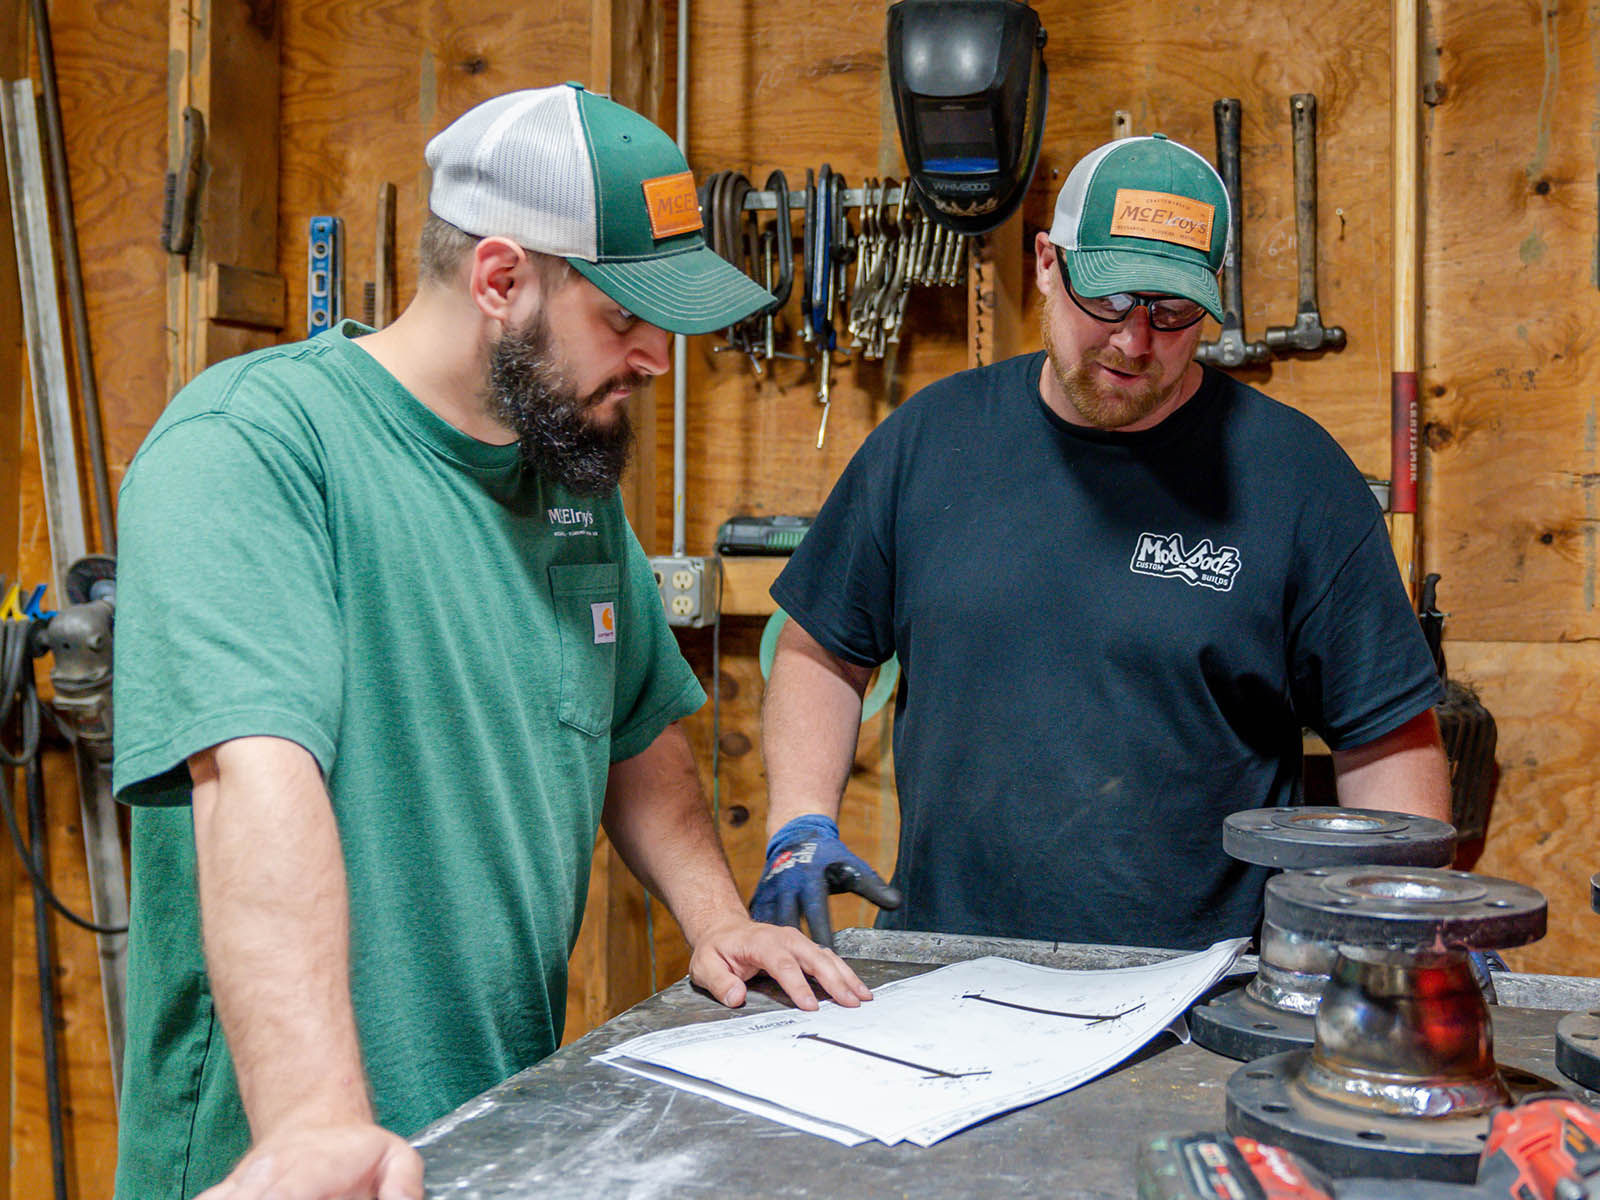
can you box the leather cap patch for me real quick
[1109,189,1214,251]
[642,172,702,239]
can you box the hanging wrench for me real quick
[810,165,840,447]
[1265,94,1347,355]
[1195,99,1270,369]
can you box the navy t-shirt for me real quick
[772,351,1444,950]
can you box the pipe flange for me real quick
[1264,867,1546,952]
[1225,1051,1555,1183]
[1190,984,1316,1061]
[1223,807,1456,869]
[1557,1010,1600,1091]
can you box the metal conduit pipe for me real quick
[671,0,689,557]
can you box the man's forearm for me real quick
[190,736,371,1137]
[602,722,747,945]
[761,621,873,837]
[1331,708,1452,821]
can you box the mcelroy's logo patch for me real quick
[642,171,702,239]
[1130,532,1241,592]
[1109,189,1214,251]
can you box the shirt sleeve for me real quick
[606,514,705,763]
[770,429,899,668]
[1288,514,1446,749]
[112,413,344,803]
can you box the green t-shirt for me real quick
[111,322,703,1198]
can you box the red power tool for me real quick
[1137,1097,1600,1200]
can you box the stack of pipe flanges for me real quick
[1190,806,1458,1061]
[1223,864,1551,1182]
[1555,872,1600,1090]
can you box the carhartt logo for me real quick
[591,601,616,644]
[641,171,702,239]
[1130,532,1242,592]
[1109,189,1214,252]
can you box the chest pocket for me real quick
[548,562,620,737]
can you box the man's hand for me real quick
[195,1122,422,1200]
[690,916,874,1011]
[748,814,901,949]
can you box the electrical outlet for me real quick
[649,555,720,628]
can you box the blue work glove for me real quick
[749,815,901,949]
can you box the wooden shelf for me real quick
[718,557,786,617]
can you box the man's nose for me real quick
[1109,305,1154,357]
[629,322,672,376]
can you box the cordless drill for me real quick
[1137,1097,1600,1200]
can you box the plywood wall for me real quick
[7,0,1600,1195]
[5,0,166,1193]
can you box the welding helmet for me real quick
[887,0,1048,235]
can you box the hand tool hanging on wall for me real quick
[307,214,344,335]
[363,181,397,329]
[1265,94,1346,356]
[1196,99,1270,369]
[806,164,846,448]
[712,177,971,437]
[758,170,795,361]
[1390,0,1423,599]
[704,170,770,373]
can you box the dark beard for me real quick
[486,313,640,496]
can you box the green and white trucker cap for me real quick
[426,83,775,335]
[1049,134,1229,323]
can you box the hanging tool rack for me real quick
[701,171,972,446]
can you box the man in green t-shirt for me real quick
[112,85,870,1200]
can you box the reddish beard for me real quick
[1040,303,1167,431]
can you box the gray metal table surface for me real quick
[415,930,1600,1199]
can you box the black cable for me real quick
[0,620,127,933]
[711,561,723,823]
[27,742,68,1200]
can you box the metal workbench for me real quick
[415,929,1600,1199]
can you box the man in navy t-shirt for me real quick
[753,134,1449,951]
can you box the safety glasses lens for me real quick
[1072,288,1204,331]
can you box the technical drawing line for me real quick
[796,1034,992,1079]
[960,994,1148,1025]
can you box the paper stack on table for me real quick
[597,937,1248,1147]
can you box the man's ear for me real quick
[1034,231,1060,298]
[468,236,530,322]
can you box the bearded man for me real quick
[111,85,870,1200]
[753,134,1451,953]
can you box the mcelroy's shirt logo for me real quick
[548,506,598,538]
[1130,532,1242,592]
[1109,189,1214,252]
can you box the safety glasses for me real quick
[1055,246,1207,332]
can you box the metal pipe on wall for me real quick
[671,0,689,557]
